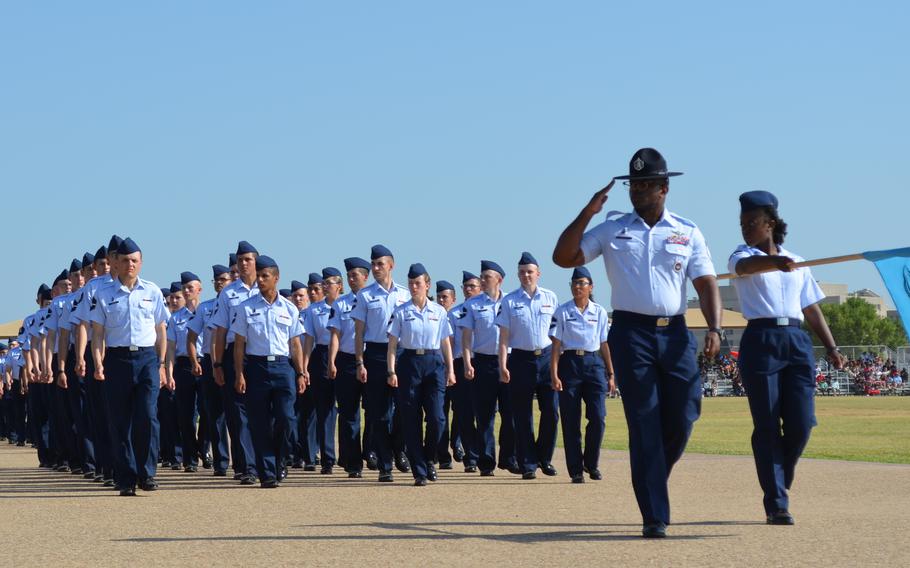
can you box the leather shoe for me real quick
[395,452,411,473]
[103,478,115,487]
[766,510,795,525]
[213,470,227,477]
[366,453,379,471]
[427,464,438,482]
[303,464,317,472]
[414,477,428,487]
[571,474,585,484]
[453,446,465,462]
[438,462,453,470]
[321,465,334,475]
[278,467,288,481]
[642,522,667,538]
[261,478,279,489]
[539,463,557,476]
[480,469,494,477]
[184,465,198,473]
[464,465,478,473]
[170,463,181,471]
[522,471,537,480]
[240,474,257,485]
[119,486,136,497]
[201,456,213,469]
[348,471,362,479]
[292,459,304,469]
[233,472,243,480]
[83,471,96,479]
[140,478,159,492]
[378,472,394,483]
[500,463,521,475]
[93,474,104,483]
[588,469,602,481]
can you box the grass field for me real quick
[598,396,910,464]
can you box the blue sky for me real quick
[1,1,907,322]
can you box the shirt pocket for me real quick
[663,243,692,273]
[105,302,130,327]
[247,315,267,335]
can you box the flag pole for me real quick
[716,252,866,280]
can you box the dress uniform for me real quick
[495,252,560,480]
[293,273,323,470]
[186,264,232,476]
[432,280,462,469]
[351,245,410,481]
[3,341,28,446]
[327,257,370,477]
[89,237,170,496]
[210,240,260,484]
[387,263,456,486]
[159,281,185,470]
[22,296,53,467]
[731,190,845,525]
[457,260,517,476]
[554,148,722,537]
[301,267,342,474]
[446,271,481,472]
[549,266,614,483]
[230,255,307,488]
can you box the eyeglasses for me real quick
[570,280,591,287]
[622,180,665,191]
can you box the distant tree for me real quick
[806,298,908,349]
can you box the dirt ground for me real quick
[1,444,907,567]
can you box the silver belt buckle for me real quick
[775,317,789,326]
[415,349,426,355]
[129,345,139,352]
[656,317,670,327]
[266,355,276,362]
[574,350,585,356]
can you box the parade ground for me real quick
[2,398,908,567]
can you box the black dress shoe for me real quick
[365,453,379,471]
[93,474,104,483]
[394,452,411,473]
[201,456,213,469]
[427,464,438,482]
[465,465,478,473]
[414,477,428,487]
[642,522,667,538]
[161,461,172,468]
[348,471,362,479]
[438,462,453,470]
[522,471,537,480]
[184,465,198,473]
[539,463,557,476]
[291,459,304,469]
[17,441,25,447]
[766,510,795,525]
[83,471,96,479]
[119,486,137,497]
[213,470,227,477]
[170,463,181,471]
[56,465,71,473]
[588,469,602,481]
[480,469,495,477]
[140,478,159,492]
[278,467,288,481]
[240,474,257,485]
[571,474,585,484]
[453,446,465,462]
[233,472,243,480]
[103,478,115,487]
[261,478,279,488]
[71,468,84,475]
[321,465,334,475]
[303,464,317,472]
[314,456,321,466]
[378,472,394,483]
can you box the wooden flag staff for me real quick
[715,252,866,281]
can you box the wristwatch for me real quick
[707,328,723,336]
[213,361,223,369]
[296,372,306,379]
[387,370,396,377]
[355,360,364,367]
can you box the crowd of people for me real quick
[832,353,908,396]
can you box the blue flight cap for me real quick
[170,282,183,294]
[518,251,538,266]
[53,270,68,285]
[480,260,505,277]
[94,246,108,260]
[69,258,83,274]
[307,272,324,286]
[0,343,8,351]
[571,266,593,283]
[279,288,292,298]
[161,286,171,298]
[236,241,258,256]
[40,287,53,301]
[229,253,238,266]
[212,264,230,278]
[344,257,370,272]
[37,283,51,295]
[180,271,201,285]
[322,267,342,279]
[108,234,123,252]
[255,255,278,271]
[117,237,141,255]
[462,270,479,283]
[739,190,779,213]
[82,252,95,267]
[371,244,393,260]
[291,280,306,292]
[408,263,427,279]
[436,280,455,294]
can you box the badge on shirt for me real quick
[428,315,439,321]
[277,313,292,325]
[666,231,690,246]
[674,261,683,272]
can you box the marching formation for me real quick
[0,148,846,539]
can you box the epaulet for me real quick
[667,212,697,228]
[604,210,626,220]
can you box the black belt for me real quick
[747,317,802,329]
[611,310,685,328]
[403,348,438,356]
[473,353,498,360]
[176,356,201,363]
[107,346,155,354]
[247,355,289,362]
[511,347,551,357]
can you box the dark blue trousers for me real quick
[64,349,95,473]
[103,347,160,488]
[310,345,337,466]
[472,353,516,472]
[739,324,817,515]
[157,383,181,464]
[557,352,607,477]
[244,356,296,483]
[507,347,559,474]
[609,313,702,525]
[364,342,395,473]
[435,380,461,465]
[200,355,230,473]
[29,382,52,465]
[448,358,478,467]
[222,343,256,476]
[85,347,113,479]
[396,351,445,480]
[293,377,318,466]
[175,357,203,467]
[10,380,28,444]
[334,352,365,473]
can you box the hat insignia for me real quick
[633,157,645,171]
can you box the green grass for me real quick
[596,396,910,464]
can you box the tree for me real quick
[806,298,909,349]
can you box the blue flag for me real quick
[862,247,910,338]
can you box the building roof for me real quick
[0,319,24,339]
[685,308,748,329]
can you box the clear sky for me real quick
[1,1,907,322]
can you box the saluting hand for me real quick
[583,178,615,216]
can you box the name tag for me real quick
[277,314,292,325]
[428,315,439,321]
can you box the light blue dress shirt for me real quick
[580,209,716,316]
[7,347,24,379]
[326,292,359,355]
[230,294,304,357]
[302,300,333,346]
[495,286,559,351]
[728,245,825,321]
[186,298,217,356]
[456,292,504,356]
[89,278,170,348]
[550,300,610,352]
[350,281,409,343]
[388,300,453,350]
[447,302,465,359]
[210,279,260,344]
[71,275,114,343]
[167,306,203,357]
